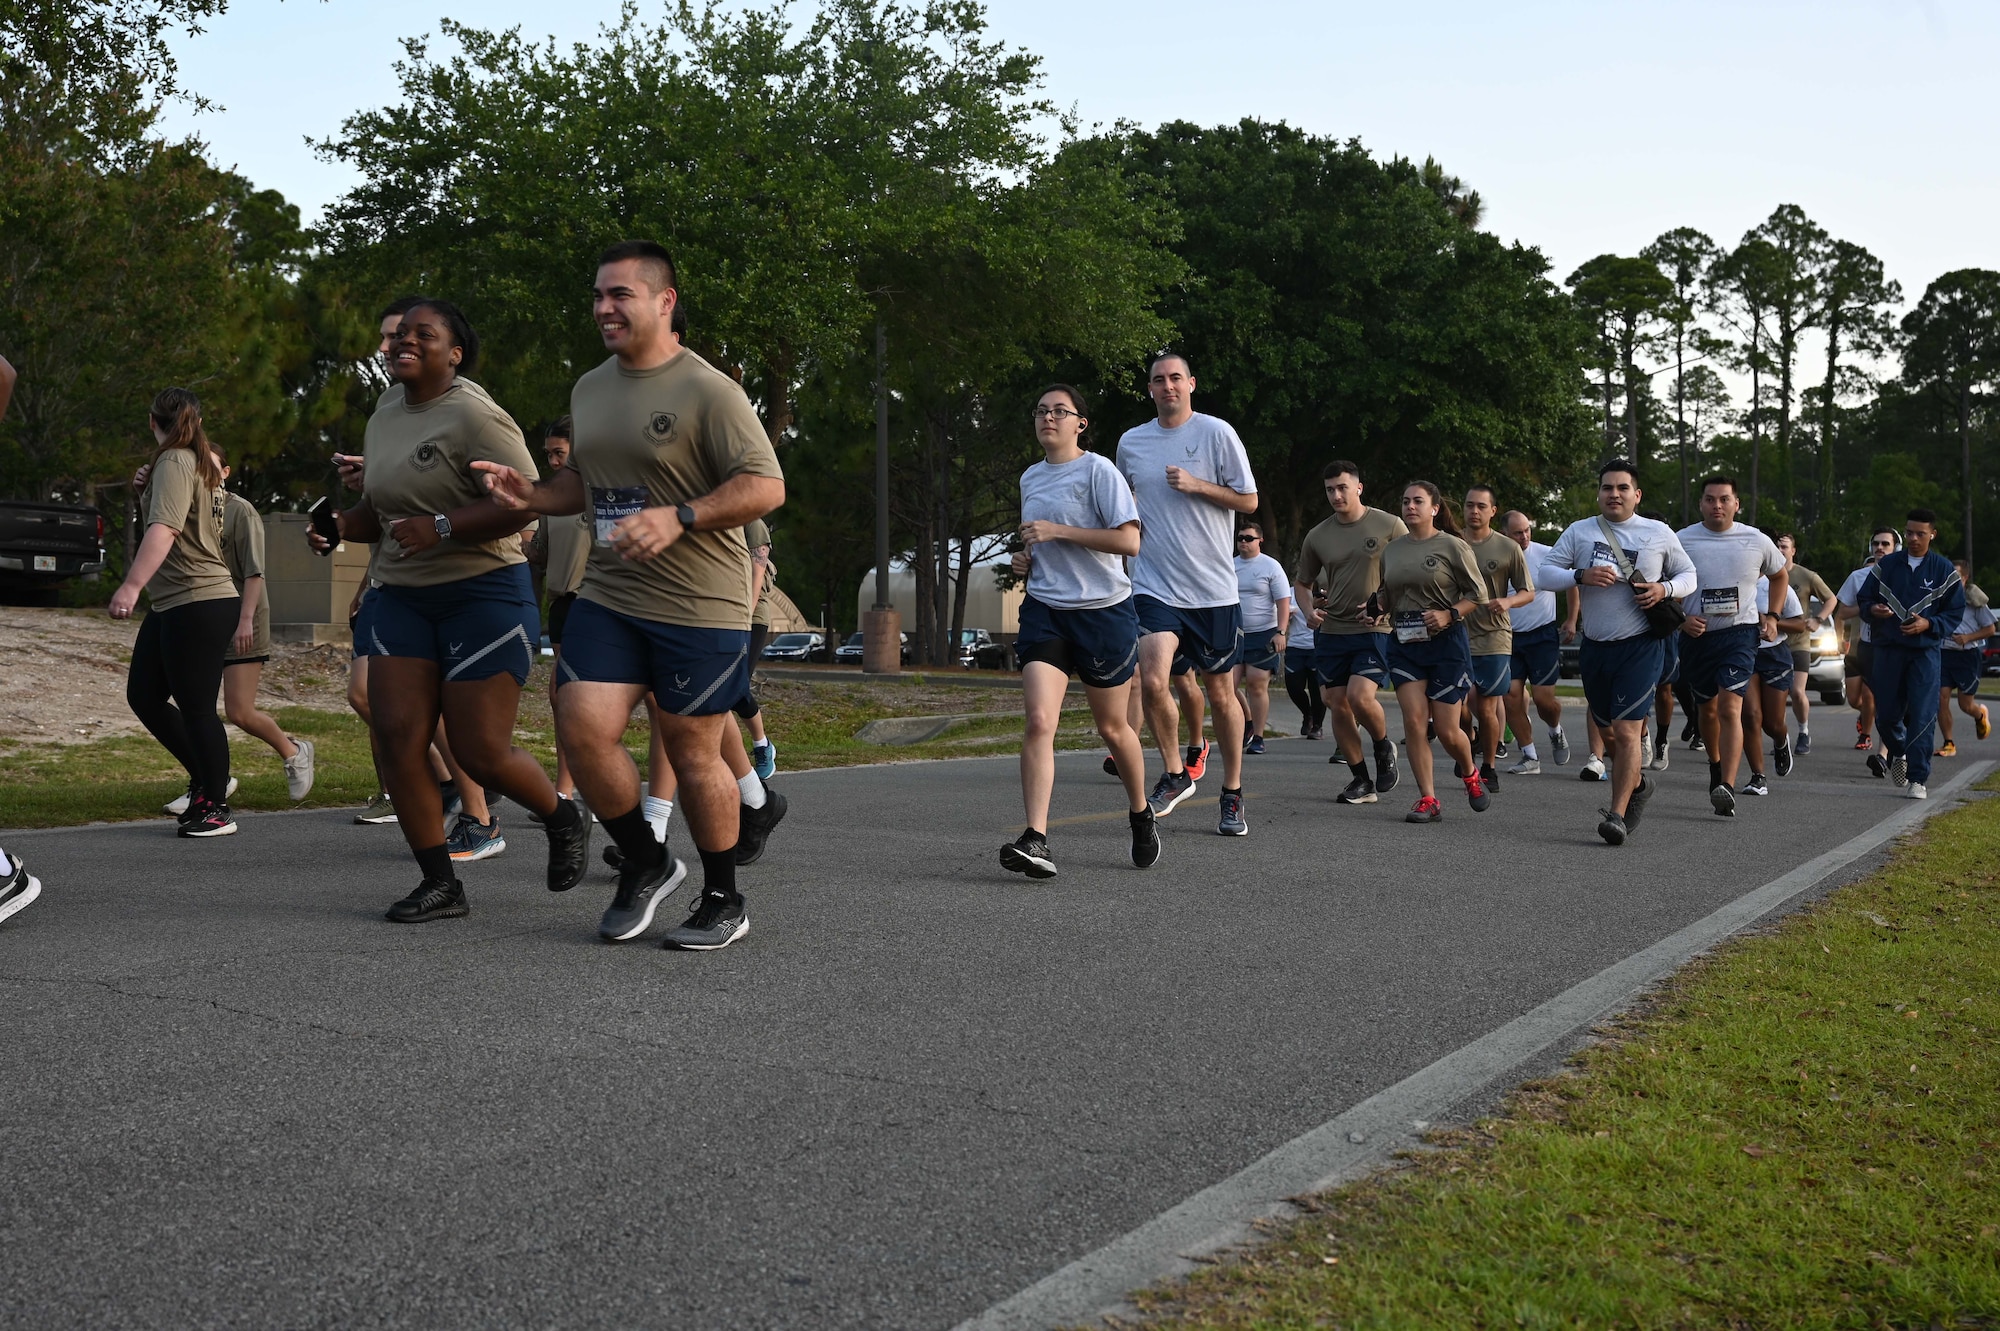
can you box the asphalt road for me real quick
[2,703,1979,1329]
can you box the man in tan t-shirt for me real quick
[1461,485,1535,788]
[480,240,784,953]
[1292,459,1406,804]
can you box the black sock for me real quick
[1223,786,1242,797]
[414,842,455,885]
[1349,761,1369,781]
[603,805,665,866]
[1129,809,1154,826]
[698,846,740,904]
[1022,826,1047,842]
[542,796,581,832]
[1708,761,1722,788]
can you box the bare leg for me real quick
[1531,683,1564,729]
[1432,697,1475,783]
[1137,633,1185,775]
[1789,670,1810,732]
[557,680,649,823]
[644,696,678,802]
[1607,718,1645,815]
[1701,690,1747,787]
[1326,684,1363,766]
[1203,669,1246,789]
[1738,685,1766,776]
[1019,663,1068,832]
[1395,681,1435,798]
[1175,669,1206,752]
[1504,682,1534,757]
[368,658,448,860]
[1474,690,1502,771]
[349,654,388,794]
[550,645,574,797]
[1240,665,1273,743]
[1938,687,1956,746]
[439,675,559,819]
[433,719,489,824]
[222,661,296,760]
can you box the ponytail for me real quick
[148,388,222,491]
[1405,479,1463,537]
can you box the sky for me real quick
[161,0,1997,374]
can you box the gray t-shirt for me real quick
[1115,412,1256,609]
[1943,597,1996,650]
[1510,540,1561,633]
[1545,515,1697,644]
[1838,565,1876,643]
[1019,450,1138,610]
[1235,552,1290,632]
[1676,522,1787,628]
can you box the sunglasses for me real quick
[1236,534,1260,542]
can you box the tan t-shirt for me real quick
[1294,506,1407,636]
[569,350,784,629]
[544,513,590,597]
[220,493,270,659]
[745,518,774,628]
[1463,529,1533,657]
[142,447,236,611]
[1379,532,1485,633]
[1785,564,1837,651]
[362,378,537,589]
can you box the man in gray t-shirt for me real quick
[1114,353,1259,833]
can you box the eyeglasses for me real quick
[1031,406,1081,421]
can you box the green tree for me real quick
[1740,205,1829,524]
[1641,228,1724,523]
[1707,238,1783,522]
[1900,269,2000,567]
[1565,254,1671,471]
[1810,238,1900,526]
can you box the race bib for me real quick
[593,486,650,546]
[1699,588,1740,620]
[1393,610,1431,643]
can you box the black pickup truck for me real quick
[0,500,106,601]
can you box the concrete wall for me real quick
[854,559,1021,635]
[262,513,372,644]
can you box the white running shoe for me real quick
[1907,782,1928,800]
[1579,753,1607,781]
[1507,757,1542,775]
[283,737,316,800]
[163,776,237,816]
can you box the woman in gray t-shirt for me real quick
[1001,385,1159,881]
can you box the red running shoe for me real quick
[1405,795,1442,823]
[1184,740,1210,782]
[1463,773,1491,812]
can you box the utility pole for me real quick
[862,318,900,673]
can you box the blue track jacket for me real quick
[1855,550,1963,651]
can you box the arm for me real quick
[474,462,588,517]
[109,522,181,619]
[1762,566,1790,642]
[0,353,14,418]
[607,472,787,564]
[750,545,771,602]
[234,577,264,657]
[1019,519,1141,558]
[1163,467,1257,513]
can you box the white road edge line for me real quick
[954,758,1995,1331]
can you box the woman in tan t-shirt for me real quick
[110,388,243,838]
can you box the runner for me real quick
[1499,509,1571,774]
[0,353,42,924]
[1293,461,1405,805]
[328,298,590,920]
[1000,384,1158,876]
[1282,591,1325,738]
[530,417,590,799]
[1674,476,1788,817]
[1116,353,1259,834]
[1381,482,1489,821]
[1746,573,1806,789]
[1774,533,1837,754]
[1104,661,1203,778]
[216,454,315,803]
[110,388,242,838]
[1643,510,1682,774]
[1838,530,1900,756]
[1935,558,1993,757]
[1459,486,1534,789]
[1857,509,1963,800]
[479,240,784,949]
[1232,523,1291,756]
[1543,460,1696,845]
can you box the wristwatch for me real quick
[675,503,698,533]
[433,513,453,541]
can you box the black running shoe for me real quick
[1625,774,1656,831]
[1479,762,1500,792]
[1597,810,1628,846]
[1710,783,1737,817]
[385,876,466,923]
[1000,831,1057,879]
[1130,810,1161,869]
[179,799,237,838]
[1373,737,1400,793]
[1336,774,1378,804]
[0,855,42,926]
[1741,772,1770,797]
[599,852,687,941]
[735,785,789,866]
[1773,740,1793,778]
[1147,769,1196,817]
[1866,752,1888,779]
[662,889,749,951]
[538,799,591,891]
[1102,755,1119,777]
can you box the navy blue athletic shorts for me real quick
[1941,648,1981,696]
[1755,643,1795,692]
[1509,621,1560,689]
[1386,623,1474,704]
[1135,594,1241,675]
[349,587,373,661]
[1580,634,1665,725]
[558,596,750,716]
[1313,632,1390,689]
[1658,630,1681,687]
[357,564,539,685]
[1283,644,1316,676]
[1014,594,1140,689]
[1680,622,1758,703]
[1471,652,1512,698]
[1239,628,1283,674]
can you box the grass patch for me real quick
[1126,780,2000,1330]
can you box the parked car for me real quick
[0,500,106,603]
[833,630,910,665]
[761,631,829,664]
[956,627,1011,671]
[1804,620,1845,705]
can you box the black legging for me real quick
[127,597,239,800]
[733,623,770,720]
[1285,662,1326,733]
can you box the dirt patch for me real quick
[0,607,356,747]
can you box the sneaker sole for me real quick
[1149,781,1198,817]
[386,898,469,923]
[355,811,398,824]
[1710,787,1737,816]
[449,837,508,862]
[1405,810,1441,823]
[180,822,238,838]
[1000,843,1058,878]
[1374,741,1399,793]
[600,858,688,941]
[1131,835,1162,869]
[664,916,749,951]
[1216,819,1248,837]
[1336,790,1379,805]
[1597,820,1627,846]
[0,875,42,925]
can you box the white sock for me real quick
[738,772,767,809]
[0,848,12,876]
[643,796,673,839]
[1521,743,1538,760]
[1549,725,1565,741]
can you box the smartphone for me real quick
[309,496,340,555]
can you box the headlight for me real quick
[1810,625,1839,653]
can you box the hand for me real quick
[1010,550,1031,577]
[387,515,441,559]
[1273,631,1287,649]
[131,462,152,490]
[1421,608,1453,634]
[1682,614,1707,637]
[473,460,537,510]
[1902,615,1930,637]
[1164,465,1201,494]
[1577,565,1620,588]
[347,583,364,620]
[609,506,683,562]
[1019,520,1062,546]
[306,511,342,555]
[332,453,366,490]
[1483,599,1508,621]
[1806,616,1821,631]
[1560,624,1577,644]
[1869,603,1894,619]
[1953,632,1971,647]
[1759,612,1779,638]
[1631,580,1665,609]
[109,583,142,619]
[233,624,256,657]
[1306,607,1327,629]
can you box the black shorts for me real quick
[547,591,578,645]
[1845,640,1874,679]
[223,654,271,667]
[1134,595,1242,675]
[1015,594,1141,688]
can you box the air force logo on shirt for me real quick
[409,441,444,472]
[646,412,678,443]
